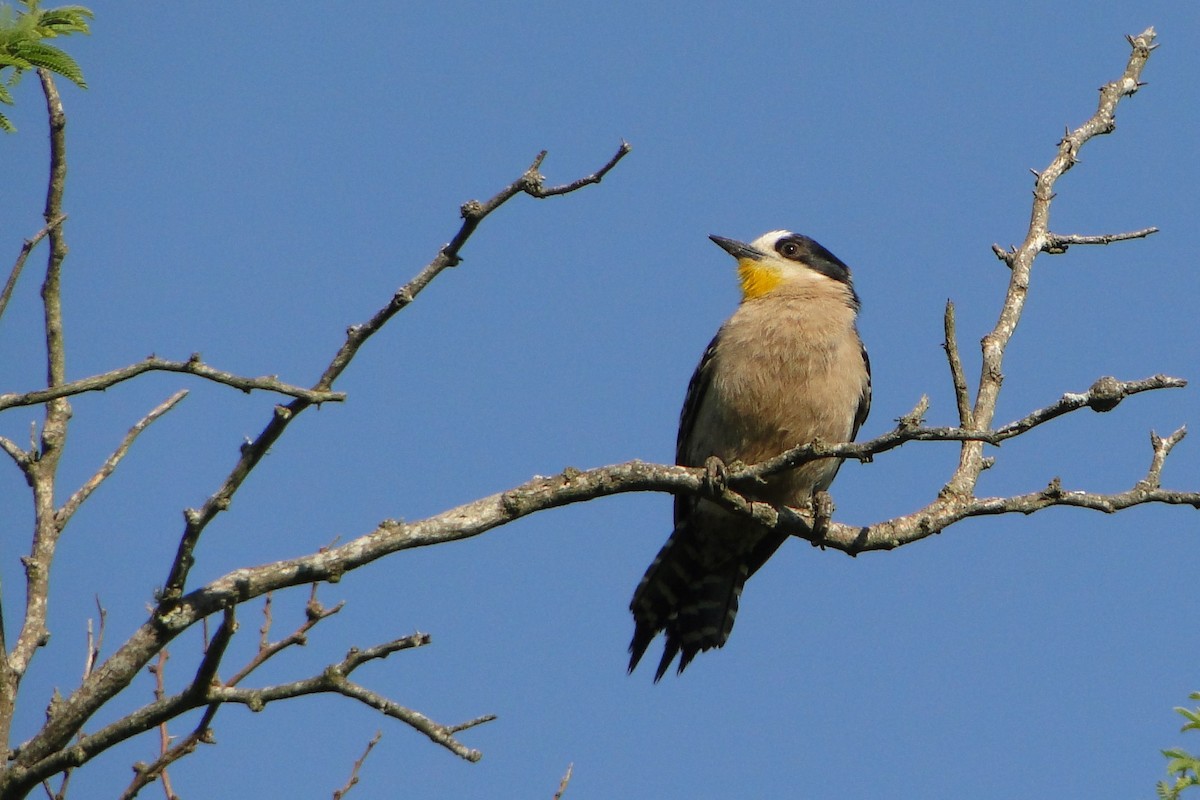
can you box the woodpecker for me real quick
[628,230,871,680]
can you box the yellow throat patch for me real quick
[737,260,783,300]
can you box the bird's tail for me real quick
[628,521,785,680]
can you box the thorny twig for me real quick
[331,731,382,800]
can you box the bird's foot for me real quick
[702,455,728,496]
[810,490,834,547]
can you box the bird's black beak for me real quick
[709,235,765,261]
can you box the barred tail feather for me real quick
[629,520,783,680]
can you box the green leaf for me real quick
[34,6,92,37]
[1176,707,1200,722]
[0,2,92,132]
[8,39,85,86]
[3,62,26,87]
[0,52,35,70]
[1165,756,1200,776]
[1179,706,1200,732]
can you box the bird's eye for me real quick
[778,241,800,259]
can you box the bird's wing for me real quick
[852,339,871,439]
[673,331,721,527]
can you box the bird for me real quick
[628,229,871,680]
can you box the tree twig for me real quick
[56,390,188,525]
[156,142,631,606]
[942,300,973,428]
[525,143,629,197]
[992,225,1160,263]
[9,632,454,791]
[120,700,209,800]
[226,586,344,686]
[946,26,1157,498]
[118,595,341,800]
[1043,226,1158,253]
[552,763,574,800]
[1139,427,1187,491]
[331,731,382,800]
[739,374,1185,482]
[82,597,106,682]
[0,434,25,466]
[0,214,66,325]
[0,356,343,411]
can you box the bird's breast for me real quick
[689,292,866,500]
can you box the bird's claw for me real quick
[702,455,728,496]
[810,490,834,547]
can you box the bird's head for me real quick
[710,230,856,304]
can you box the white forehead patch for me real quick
[749,230,794,253]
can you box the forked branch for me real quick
[156,141,632,606]
[5,143,631,792]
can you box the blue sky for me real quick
[2,2,1198,798]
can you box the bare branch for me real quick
[0,214,66,325]
[14,626,433,795]
[134,651,178,800]
[193,607,237,692]
[226,587,344,687]
[992,375,1184,438]
[203,635,493,762]
[332,731,382,800]
[942,300,972,428]
[120,654,211,800]
[1,71,74,753]
[257,593,274,650]
[6,432,1191,792]
[0,38,635,798]
[1140,427,1187,491]
[526,141,631,197]
[157,142,631,606]
[0,356,344,411]
[0,434,27,467]
[120,590,345,798]
[10,367,1185,791]
[320,679,493,763]
[1043,226,1158,253]
[120,609,232,800]
[121,727,201,800]
[120,610,236,799]
[37,68,69,394]
[739,374,1186,484]
[946,27,1157,499]
[553,763,574,800]
[82,597,107,682]
[56,391,188,525]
